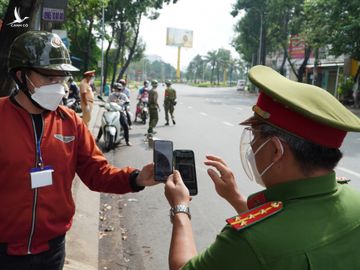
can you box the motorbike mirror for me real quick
[98,95,104,101]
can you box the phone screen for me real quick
[174,150,198,195]
[154,140,173,181]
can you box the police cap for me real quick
[241,65,360,148]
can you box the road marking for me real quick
[338,167,360,178]
[187,106,192,109]
[200,112,208,116]
[236,107,244,110]
[223,121,234,127]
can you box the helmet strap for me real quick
[17,70,46,110]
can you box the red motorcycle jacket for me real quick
[0,97,137,255]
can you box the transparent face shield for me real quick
[240,127,259,182]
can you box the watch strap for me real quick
[129,169,145,192]
[170,204,191,222]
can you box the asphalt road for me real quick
[98,84,360,270]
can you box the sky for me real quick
[139,0,241,70]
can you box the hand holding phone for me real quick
[174,150,198,196]
[153,140,173,181]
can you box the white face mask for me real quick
[27,76,65,111]
[240,128,284,187]
[89,77,95,84]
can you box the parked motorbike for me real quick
[98,96,124,151]
[64,97,82,113]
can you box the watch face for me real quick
[175,205,188,212]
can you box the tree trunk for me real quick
[83,17,94,72]
[103,24,115,88]
[117,15,142,81]
[111,28,124,87]
[297,46,312,82]
[0,0,41,97]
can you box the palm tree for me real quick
[216,49,231,85]
[204,50,218,84]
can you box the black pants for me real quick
[125,110,132,126]
[0,235,65,270]
[120,112,130,143]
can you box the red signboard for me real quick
[289,34,305,59]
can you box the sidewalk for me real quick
[63,100,103,270]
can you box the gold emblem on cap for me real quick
[253,105,270,119]
[51,37,62,48]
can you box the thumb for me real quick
[173,170,182,185]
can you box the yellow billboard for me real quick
[166,27,193,48]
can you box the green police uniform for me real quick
[181,65,360,269]
[148,88,159,134]
[164,86,177,123]
[183,172,360,269]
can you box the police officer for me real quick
[147,80,160,135]
[80,70,96,126]
[164,65,360,269]
[164,79,177,125]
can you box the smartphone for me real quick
[153,140,174,181]
[173,150,198,196]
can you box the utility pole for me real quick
[100,1,105,96]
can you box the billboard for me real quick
[166,27,193,48]
[288,34,305,59]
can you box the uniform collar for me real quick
[247,171,337,209]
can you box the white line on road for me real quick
[223,121,234,127]
[338,167,360,178]
[200,112,208,116]
[187,106,192,109]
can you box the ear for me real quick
[15,70,24,83]
[270,137,284,163]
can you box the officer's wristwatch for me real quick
[170,204,191,223]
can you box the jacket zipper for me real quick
[27,114,44,254]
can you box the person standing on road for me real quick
[164,79,177,125]
[147,80,160,135]
[164,65,360,270]
[80,70,95,126]
[1,30,157,270]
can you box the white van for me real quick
[236,80,246,91]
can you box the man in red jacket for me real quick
[1,30,157,270]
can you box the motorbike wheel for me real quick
[104,134,115,152]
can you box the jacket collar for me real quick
[247,171,337,209]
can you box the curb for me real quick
[64,100,103,270]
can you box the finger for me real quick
[205,155,228,166]
[204,160,229,177]
[207,168,223,186]
[172,170,182,185]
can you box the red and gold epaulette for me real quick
[226,201,283,231]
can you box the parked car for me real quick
[236,79,246,91]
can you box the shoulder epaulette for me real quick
[226,201,283,231]
[336,176,351,184]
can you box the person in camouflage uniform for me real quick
[147,80,160,134]
[164,80,177,125]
